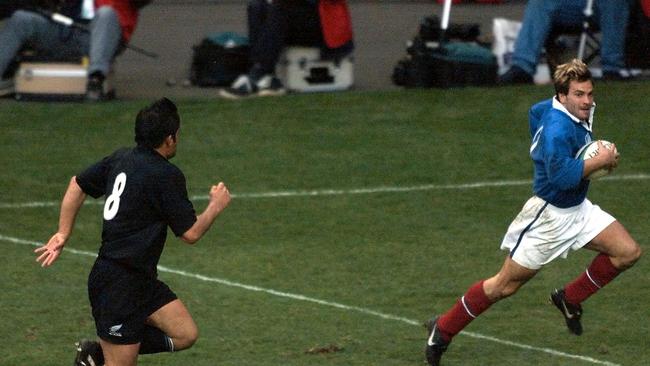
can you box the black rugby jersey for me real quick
[76,146,197,277]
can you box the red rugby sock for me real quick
[564,253,621,305]
[437,280,493,342]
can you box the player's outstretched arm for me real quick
[35,176,87,267]
[181,182,231,244]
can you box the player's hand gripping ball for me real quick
[576,140,617,180]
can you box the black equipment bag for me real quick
[393,0,496,89]
[393,37,497,88]
[393,23,497,88]
[427,42,497,88]
[189,33,251,87]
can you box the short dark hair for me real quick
[134,98,180,148]
[553,59,592,97]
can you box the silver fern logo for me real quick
[109,324,123,337]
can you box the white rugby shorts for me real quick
[500,196,615,270]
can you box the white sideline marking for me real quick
[2,233,621,366]
[1,173,648,209]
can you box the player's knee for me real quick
[619,243,642,270]
[174,324,199,351]
[9,10,39,32]
[497,283,521,299]
[11,10,37,22]
[186,325,199,347]
[484,282,520,301]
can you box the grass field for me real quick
[1,83,649,366]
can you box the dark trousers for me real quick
[247,0,323,75]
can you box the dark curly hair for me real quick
[134,98,180,149]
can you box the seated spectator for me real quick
[220,0,354,99]
[499,0,633,84]
[0,0,144,101]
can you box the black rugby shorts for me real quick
[88,258,177,344]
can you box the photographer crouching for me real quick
[0,0,149,101]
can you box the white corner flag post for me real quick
[440,0,453,43]
[577,0,594,60]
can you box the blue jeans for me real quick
[512,0,631,75]
[0,6,122,78]
[247,0,321,75]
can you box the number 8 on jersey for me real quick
[104,172,127,220]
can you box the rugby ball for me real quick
[576,140,617,180]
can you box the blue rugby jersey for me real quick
[528,97,594,208]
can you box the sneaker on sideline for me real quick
[86,73,114,102]
[602,69,634,82]
[219,74,257,99]
[498,65,534,85]
[256,75,286,97]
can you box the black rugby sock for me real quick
[139,325,174,354]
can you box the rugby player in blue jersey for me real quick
[424,59,642,366]
[35,98,231,366]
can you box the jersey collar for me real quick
[552,96,594,132]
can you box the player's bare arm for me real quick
[35,176,87,267]
[181,182,231,244]
[582,141,619,178]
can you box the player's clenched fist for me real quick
[210,182,231,212]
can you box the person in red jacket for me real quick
[220,0,354,99]
[0,0,142,101]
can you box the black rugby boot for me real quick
[550,288,583,335]
[424,317,449,366]
[73,339,104,366]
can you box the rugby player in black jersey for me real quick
[35,98,231,366]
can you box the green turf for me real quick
[1,83,649,365]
